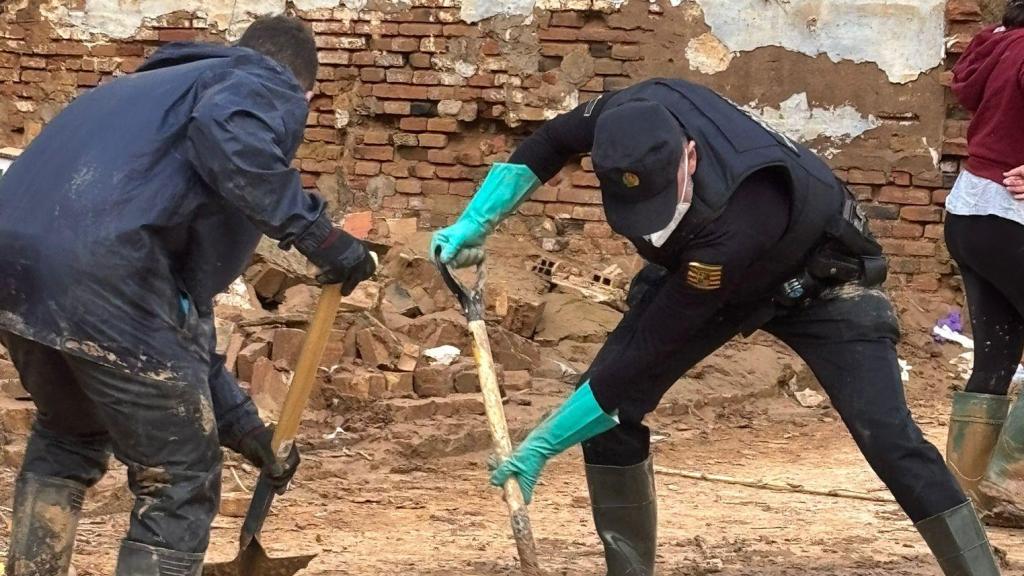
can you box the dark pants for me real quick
[0,331,221,554]
[581,270,966,523]
[946,213,1024,397]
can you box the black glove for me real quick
[237,425,300,495]
[293,213,377,295]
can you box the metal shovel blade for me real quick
[202,537,315,576]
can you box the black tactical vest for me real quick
[604,79,846,301]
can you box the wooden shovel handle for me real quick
[271,283,344,458]
[468,320,542,576]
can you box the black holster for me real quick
[775,189,888,308]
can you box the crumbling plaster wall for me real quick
[0,0,964,290]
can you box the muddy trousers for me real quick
[0,331,220,569]
[581,283,965,525]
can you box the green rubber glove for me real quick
[490,382,618,503]
[431,163,541,268]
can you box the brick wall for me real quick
[0,1,989,291]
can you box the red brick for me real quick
[914,171,945,187]
[418,133,448,148]
[20,56,45,69]
[301,159,336,173]
[878,239,937,257]
[539,27,579,41]
[315,36,367,50]
[352,52,376,66]
[519,201,545,216]
[360,68,385,82]
[421,37,446,53]
[848,185,873,201]
[610,44,641,61]
[577,28,634,43]
[311,21,353,33]
[932,189,951,205]
[876,186,931,205]
[456,150,484,166]
[363,130,392,145]
[391,37,421,52]
[427,86,457,100]
[863,204,900,220]
[593,58,623,75]
[399,23,442,35]
[445,181,474,196]
[890,171,912,186]
[354,146,394,161]
[947,0,982,22]
[436,165,479,179]
[399,117,428,131]
[570,171,601,188]
[20,69,49,82]
[572,205,605,221]
[442,24,481,37]
[581,156,594,171]
[872,221,923,238]
[480,38,501,55]
[422,180,450,195]
[900,206,944,223]
[413,70,441,85]
[53,42,88,56]
[426,118,459,133]
[385,69,414,83]
[76,72,101,86]
[846,169,887,185]
[544,202,574,218]
[381,162,412,177]
[373,84,430,99]
[382,195,409,209]
[306,128,340,143]
[412,163,436,178]
[550,11,585,27]
[396,179,423,194]
[354,161,381,176]
[382,101,412,115]
[558,187,602,204]
[427,149,458,164]
[300,173,318,188]
[158,29,198,42]
[923,223,944,239]
[318,51,350,65]
[409,53,433,68]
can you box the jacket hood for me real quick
[952,25,1024,111]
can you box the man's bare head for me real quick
[238,15,318,91]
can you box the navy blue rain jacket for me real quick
[0,43,325,447]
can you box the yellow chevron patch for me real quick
[686,262,723,290]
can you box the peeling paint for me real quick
[42,0,360,39]
[743,93,881,154]
[685,32,733,75]
[694,0,946,83]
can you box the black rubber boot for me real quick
[5,474,86,576]
[585,456,657,576]
[915,500,1001,576]
[115,541,203,576]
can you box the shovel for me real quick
[204,281,347,576]
[434,249,542,576]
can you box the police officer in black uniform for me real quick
[433,78,1000,576]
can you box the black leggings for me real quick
[946,213,1024,396]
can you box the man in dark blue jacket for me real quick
[0,16,374,575]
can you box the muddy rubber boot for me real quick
[5,474,86,576]
[946,392,1010,505]
[978,392,1024,528]
[586,456,657,576]
[915,500,1001,576]
[115,541,203,576]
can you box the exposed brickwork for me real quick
[0,1,986,290]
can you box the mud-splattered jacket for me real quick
[0,43,324,448]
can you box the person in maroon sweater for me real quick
[944,0,1024,529]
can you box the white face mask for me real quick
[645,151,692,248]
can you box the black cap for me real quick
[592,100,684,237]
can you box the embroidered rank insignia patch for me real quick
[686,262,723,290]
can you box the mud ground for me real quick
[4,328,1024,575]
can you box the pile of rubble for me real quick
[208,223,627,429]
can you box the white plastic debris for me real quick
[214,277,257,310]
[933,325,975,349]
[794,388,826,408]
[423,345,461,366]
[898,358,912,383]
